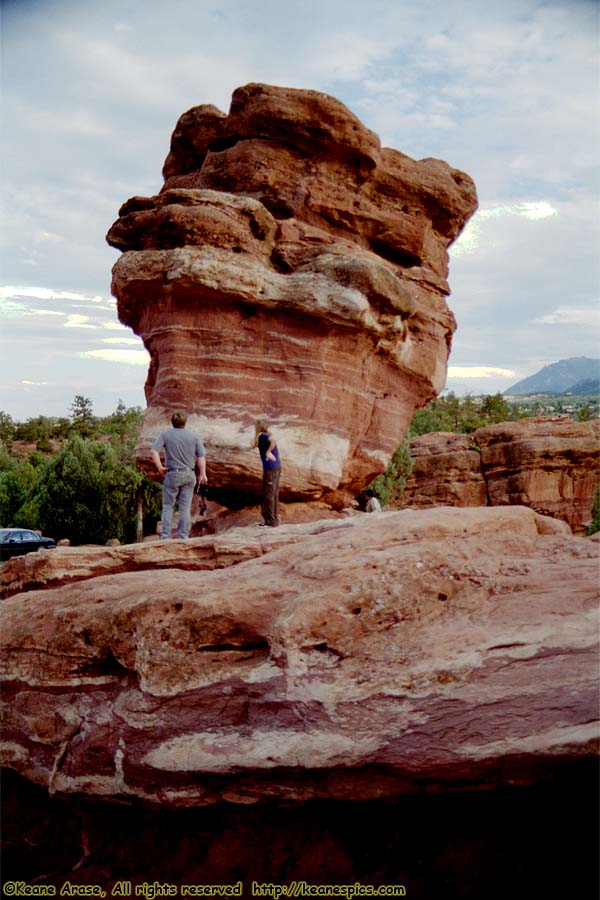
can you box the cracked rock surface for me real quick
[2,507,597,807]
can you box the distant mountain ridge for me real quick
[505,357,600,395]
[565,378,600,395]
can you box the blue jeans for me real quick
[161,470,196,539]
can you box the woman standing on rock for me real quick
[254,419,281,527]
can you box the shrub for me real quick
[586,486,600,536]
[368,438,414,507]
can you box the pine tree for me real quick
[69,395,96,437]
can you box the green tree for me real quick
[480,393,512,424]
[69,395,96,438]
[14,415,54,444]
[368,438,414,507]
[0,471,25,527]
[0,412,15,446]
[586,486,600,536]
[29,435,161,545]
[410,391,524,436]
[460,395,485,433]
[36,433,53,453]
[30,436,103,543]
[0,448,39,527]
[103,400,143,452]
[411,398,454,435]
[54,417,72,439]
[577,404,592,422]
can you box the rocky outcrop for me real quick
[402,419,600,533]
[0,510,347,599]
[107,83,477,502]
[476,418,600,532]
[2,507,597,810]
[403,432,487,508]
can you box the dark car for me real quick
[0,528,56,562]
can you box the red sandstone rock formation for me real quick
[401,418,599,533]
[106,84,477,502]
[476,418,600,532]
[403,431,487,508]
[1,507,597,808]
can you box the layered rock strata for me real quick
[2,507,597,808]
[403,432,487,508]
[476,418,600,532]
[402,418,600,533]
[107,83,477,501]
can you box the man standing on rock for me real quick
[151,411,207,540]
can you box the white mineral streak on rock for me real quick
[143,729,380,772]
[0,743,29,765]
[139,409,351,492]
[458,722,600,759]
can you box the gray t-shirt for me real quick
[152,427,205,469]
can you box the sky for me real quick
[1,0,599,421]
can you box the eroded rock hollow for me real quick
[107,83,477,502]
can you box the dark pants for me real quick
[261,468,281,526]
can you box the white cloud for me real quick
[447,366,517,379]
[479,202,557,221]
[0,285,92,302]
[22,380,48,386]
[100,337,143,345]
[533,306,600,327]
[37,230,64,243]
[306,31,396,81]
[64,314,97,329]
[0,298,66,318]
[451,201,559,256]
[79,349,150,365]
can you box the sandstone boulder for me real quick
[403,431,487,508]
[1,507,597,808]
[476,418,600,532]
[401,419,600,533]
[106,83,477,502]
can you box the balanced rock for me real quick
[107,83,477,502]
[1,507,597,808]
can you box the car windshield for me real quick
[0,529,40,541]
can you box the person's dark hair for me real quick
[171,411,187,428]
[365,489,375,497]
